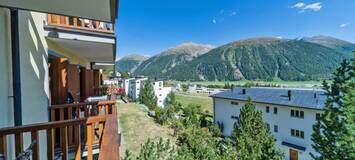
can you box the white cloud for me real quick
[212,18,217,24]
[293,2,306,8]
[229,11,237,16]
[304,2,322,11]
[292,2,322,12]
[339,23,348,28]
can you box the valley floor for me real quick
[172,80,323,88]
[175,92,213,113]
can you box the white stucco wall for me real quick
[18,10,49,159]
[153,81,172,107]
[214,98,322,160]
[0,8,13,129]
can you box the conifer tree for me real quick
[231,98,283,160]
[139,80,157,110]
[311,58,355,160]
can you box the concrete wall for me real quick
[18,10,49,159]
[0,8,14,128]
[214,98,322,160]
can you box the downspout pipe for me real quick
[10,9,22,126]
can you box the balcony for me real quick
[0,101,120,160]
[45,14,116,64]
[47,14,114,33]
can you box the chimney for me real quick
[242,89,246,94]
[288,90,292,101]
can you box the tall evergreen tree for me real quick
[139,80,157,110]
[231,97,283,160]
[311,58,355,160]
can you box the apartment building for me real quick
[153,81,172,107]
[122,78,134,95]
[128,77,148,100]
[211,87,326,160]
[0,1,119,159]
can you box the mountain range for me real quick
[116,36,354,81]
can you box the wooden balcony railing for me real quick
[47,14,114,33]
[0,101,119,160]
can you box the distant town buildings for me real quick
[188,85,228,95]
[211,87,326,160]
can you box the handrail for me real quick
[47,14,114,33]
[0,118,86,135]
[99,114,119,160]
[51,102,98,109]
[0,115,116,160]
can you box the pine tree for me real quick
[311,58,355,160]
[231,97,283,160]
[139,80,157,110]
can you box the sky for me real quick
[115,0,355,58]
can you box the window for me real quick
[231,101,239,105]
[274,125,278,133]
[316,113,321,120]
[291,129,304,139]
[231,115,238,120]
[274,107,278,114]
[266,106,270,113]
[266,123,270,130]
[291,129,295,136]
[291,109,304,119]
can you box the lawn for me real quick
[117,102,176,156]
[175,92,213,113]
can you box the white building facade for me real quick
[128,77,148,100]
[153,81,172,107]
[212,87,326,160]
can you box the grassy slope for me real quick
[175,92,213,113]
[118,103,175,156]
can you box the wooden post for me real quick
[86,124,93,160]
[60,127,68,160]
[31,131,39,160]
[0,135,7,159]
[74,124,81,160]
[14,133,23,157]
[47,129,54,160]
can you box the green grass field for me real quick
[170,80,323,88]
[118,102,175,156]
[175,92,213,113]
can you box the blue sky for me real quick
[115,0,355,58]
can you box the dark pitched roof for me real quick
[210,87,327,110]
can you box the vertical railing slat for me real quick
[31,131,39,160]
[74,124,81,160]
[47,129,54,160]
[15,133,23,157]
[68,107,73,146]
[0,134,7,159]
[87,123,93,160]
[60,127,68,160]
